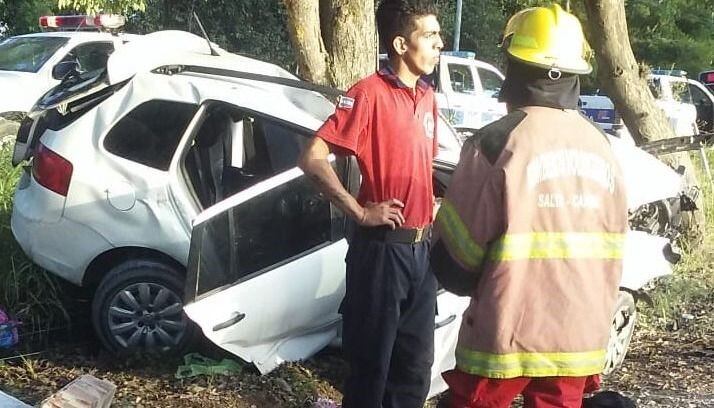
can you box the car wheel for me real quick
[92,259,195,354]
[603,291,637,375]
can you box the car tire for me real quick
[92,259,196,355]
[603,291,637,375]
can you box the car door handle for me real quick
[435,314,457,330]
[213,312,246,332]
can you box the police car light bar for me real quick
[39,14,125,30]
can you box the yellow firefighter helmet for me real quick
[503,3,593,75]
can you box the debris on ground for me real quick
[175,353,244,379]
[0,307,20,349]
[40,374,116,408]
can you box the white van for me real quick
[380,51,507,130]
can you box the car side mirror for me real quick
[52,61,79,81]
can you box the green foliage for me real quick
[626,0,714,77]
[126,0,294,70]
[0,0,58,37]
[57,0,145,14]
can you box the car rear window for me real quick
[0,37,69,73]
[104,100,198,170]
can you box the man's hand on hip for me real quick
[359,199,405,229]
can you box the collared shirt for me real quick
[316,65,438,228]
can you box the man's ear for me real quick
[392,35,408,56]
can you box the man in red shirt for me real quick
[298,1,443,407]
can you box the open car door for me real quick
[178,100,352,373]
[183,161,350,373]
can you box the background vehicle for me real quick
[648,70,702,137]
[580,93,623,133]
[380,51,507,130]
[576,70,714,136]
[0,14,138,120]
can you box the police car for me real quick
[0,14,138,119]
[579,93,623,133]
[380,51,507,131]
[580,70,714,136]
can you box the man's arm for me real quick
[298,136,405,229]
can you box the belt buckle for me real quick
[414,227,424,243]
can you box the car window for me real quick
[0,36,69,73]
[104,100,199,170]
[671,81,693,104]
[690,84,712,107]
[648,78,662,99]
[184,104,316,208]
[184,104,348,300]
[60,42,114,74]
[448,63,476,94]
[477,68,503,98]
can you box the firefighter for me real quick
[430,4,628,407]
[298,1,443,407]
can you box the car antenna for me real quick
[192,11,219,56]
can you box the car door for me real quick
[688,80,714,133]
[475,65,507,125]
[178,101,353,374]
[440,57,483,128]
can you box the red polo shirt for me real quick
[316,66,438,228]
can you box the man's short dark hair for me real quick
[376,0,440,57]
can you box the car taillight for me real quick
[32,143,73,197]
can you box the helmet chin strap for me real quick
[548,68,562,81]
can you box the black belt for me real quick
[356,225,432,244]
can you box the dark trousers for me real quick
[340,229,438,408]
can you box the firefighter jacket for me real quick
[431,106,628,378]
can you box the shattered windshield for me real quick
[0,36,68,73]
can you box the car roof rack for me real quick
[152,65,347,99]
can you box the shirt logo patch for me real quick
[423,112,435,139]
[337,95,355,110]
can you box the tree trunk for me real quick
[283,0,329,86]
[583,0,675,146]
[283,0,375,90]
[584,0,706,242]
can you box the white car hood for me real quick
[0,71,46,113]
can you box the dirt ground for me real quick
[0,303,711,408]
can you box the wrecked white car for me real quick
[10,29,700,397]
